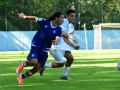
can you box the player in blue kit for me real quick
[16,12,64,84]
[39,10,79,80]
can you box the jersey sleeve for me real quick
[68,23,74,34]
[59,19,68,34]
[59,22,66,32]
[36,17,46,24]
[56,27,62,39]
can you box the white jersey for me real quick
[64,23,75,51]
[51,18,74,51]
[49,18,74,63]
[55,18,71,50]
[68,23,74,34]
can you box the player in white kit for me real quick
[39,10,79,80]
[64,23,78,51]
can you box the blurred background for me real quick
[1,0,120,31]
[0,0,120,51]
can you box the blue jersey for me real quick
[31,18,62,51]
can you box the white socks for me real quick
[62,66,70,76]
[44,63,52,68]
[45,63,70,76]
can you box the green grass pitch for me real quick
[0,50,120,90]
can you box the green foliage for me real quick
[0,0,120,30]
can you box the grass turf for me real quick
[0,50,120,90]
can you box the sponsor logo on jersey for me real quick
[53,30,56,34]
[45,25,48,28]
[31,54,35,57]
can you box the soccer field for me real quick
[0,50,120,90]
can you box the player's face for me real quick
[66,13,75,23]
[57,15,64,25]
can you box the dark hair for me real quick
[49,12,63,21]
[66,10,75,15]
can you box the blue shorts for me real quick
[27,46,48,67]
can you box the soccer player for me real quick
[16,12,64,84]
[39,10,79,80]
[64,23,78,50]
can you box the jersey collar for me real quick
[50,21,57,28]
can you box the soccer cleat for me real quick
[17,75,24,84]
[39,67,45,76]
[16,62,24,75]
[60,75,72,80]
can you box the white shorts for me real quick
[49,48,65,63]
[49,39,78,63]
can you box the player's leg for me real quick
[41,49,65,68]
[17,46,48,84]
[46,49,65,68]
[39,62,65,76]
[17,50,48,84]
[39,49,65,76]
[64,51,74,67]
[16,59,37,75]
[16,46,38,75]
[17,60,41,84]
[60,51,74,80]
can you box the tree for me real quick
[0,0,120,30]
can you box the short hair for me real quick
[66,10,75,15]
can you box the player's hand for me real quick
[18,13,25,18]
[51,40,59,45]
[71,38,78,43]
[74,46,80,50]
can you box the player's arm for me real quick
[70,36,78,43]
[62,31,73,39]
[69,30,74,34]
[62,31,78,43]
[62,31,69,38]
[52,36,60,45]
[18,13,37,21]
[64,38,80,50]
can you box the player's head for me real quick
[66,10,75,23]
[49,12,64,25]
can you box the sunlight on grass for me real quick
[78,55,120,59]
[0,73,15,76]
[72,63,117,67]
[80,79,117,82]
[0,83,45,88]
[71,49,120,53]
[0,50,120,90]
[54,80,68,82]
